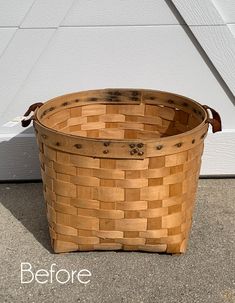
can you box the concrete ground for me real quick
[0,179,234,303]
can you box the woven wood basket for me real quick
[22,88,221,254]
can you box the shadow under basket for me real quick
[22,88,221,254]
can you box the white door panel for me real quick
[20,0,74,28]
[61,0,179,26]
[0,28,16,56]
[0,0,234,179]
[212,0,235,24]
[0,29,55,117]
[0,0,35,26]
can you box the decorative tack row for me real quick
[39,133,206,156]
[39,89,205,121]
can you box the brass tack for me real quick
[201,133,206,139]
[176,142,182,147]
[103,141,110,146]
[137,143,144,148]
[74,143,82,149]
[103,150,109,154]
[130,150,136,155]
[156,145,163,150]
[138,151,144,156]
[129,143,136,148]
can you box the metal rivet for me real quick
[103,141,110,146]
[130,150,136,155]
[137,143,144,148]
[156,145,163,150]
[176,142,182,147]
[129,143,136,148]
[192,139,195,144]
[74,144,82,149]
[201,133,206,139]
[103,150,109,154]
[138,151,144,156]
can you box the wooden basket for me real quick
[22,88,221,254]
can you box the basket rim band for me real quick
[34,88,209,159]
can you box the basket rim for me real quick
[35,88,208,145]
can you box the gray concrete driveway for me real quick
[0,179,234,303]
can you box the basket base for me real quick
[51,238,188,254]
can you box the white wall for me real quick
[0,0,234,180]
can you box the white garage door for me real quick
[0,0,234,180]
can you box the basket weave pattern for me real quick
[33,89,210,253]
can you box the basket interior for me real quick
[41,102,203,140]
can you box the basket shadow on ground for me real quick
[0,127,53,252]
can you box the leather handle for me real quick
[203,105,222,133]
[21,102,43,127]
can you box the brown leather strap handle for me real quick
[203,105,222,133]
[21,102,43,127]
